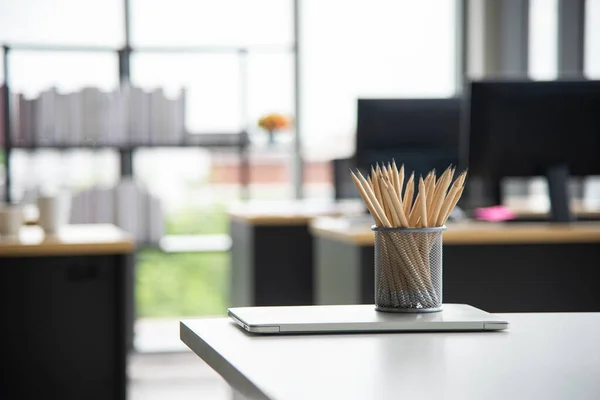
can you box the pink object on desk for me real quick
[474,206,517,222]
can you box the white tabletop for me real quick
[181,313,600,400]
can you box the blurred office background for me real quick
[0,0,460,328]
[1,0,600,398]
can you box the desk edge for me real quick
[180,321,272,400]
[0,242,135,257]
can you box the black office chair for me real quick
[332,157,361,200]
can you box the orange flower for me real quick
[258,113,292,131]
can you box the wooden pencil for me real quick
[358,170,385,226]
[408,189,422,227]
[418,177,428,227]
[429,167,455,226]
[424,170,436,213]
[441,185,465,225]
[403,172,415,216]
[382,177,421,301]
[369,166,377,189]
[388,163,399,201]
[435,177,463,227]
[350,171,383,227]
[439,171,467,224]
[395,162,404,199]
[375,165,391,223]
[381,180,402,227]
[384,179,410,227]
[457,169,468,187]
[356,170,392,227]
[389,235,435,305]
[372,172,385,215]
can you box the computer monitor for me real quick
[462,80,600,222]
[355,98,461,179]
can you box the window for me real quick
[0,0,122,200]
[0,0,124,46]
[129,0,297,203]
[131,53,242,133]
[11,150,119,200]
[130,0,293,47]
[246,53,294,139]
[5,51,119,200]
[8,51,118,96]
[528,0,558,80]
[585,0,600,78]
[299,0,457,159]
[0,47,4,84]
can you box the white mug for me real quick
[0,204,23,236]
[37,193,71,234]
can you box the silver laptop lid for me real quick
[228,304,509,334]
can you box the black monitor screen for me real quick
[463,80,600,178]
[355,98,460,175]
[357,98,460,153]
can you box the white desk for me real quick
[181,313,600,400]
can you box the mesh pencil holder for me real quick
[372,226,446,313]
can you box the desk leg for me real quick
[230,220,254,307]
[314,237,374,305]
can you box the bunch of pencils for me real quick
[350,162,467,309]
[350,162,467,228]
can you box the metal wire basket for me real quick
[372,226,445,312]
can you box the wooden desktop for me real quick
[0,223,134,256]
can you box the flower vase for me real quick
[267,130,276,146]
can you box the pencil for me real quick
[403,172,415,216]
[350,171,383,227]
[408,189,422,227]
[384,179,410,227]
[425,170,436,213]
[429,166,454,226]
[356,170,392,227]
[436,175,463,226]
[381,180,402,227]
[441,185,465,225]
[418,177,428,227]
[395,162,404,199]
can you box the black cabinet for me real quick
[0,254,132,400]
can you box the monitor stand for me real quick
[546,165,575,222]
